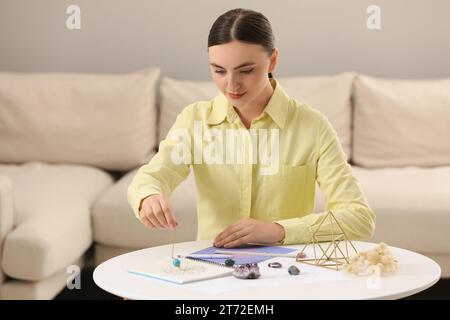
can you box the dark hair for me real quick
[208,8,275,78]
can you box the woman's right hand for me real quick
[138,194,178,230]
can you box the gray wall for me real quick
[0,0,449,80]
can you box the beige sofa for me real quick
[0,69,449,299]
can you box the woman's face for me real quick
[208,40,278,109]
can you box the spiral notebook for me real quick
[188,244,297,266]
[128,244,296,284]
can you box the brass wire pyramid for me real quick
[295,211,358,271]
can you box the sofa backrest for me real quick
[0,68,160,172]
[3,69,448,171]
[158,77,218,142]
[158,73,355,159]
[353,74,450,167]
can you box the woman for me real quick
[127,8,375,248]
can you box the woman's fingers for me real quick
[150,200,168,228]
[224,234,252,248]
[159,197,178,229]
[139,194,178,230]
[214,220,246,245]
[148,211,165,228]
[141,215,156,229]
[217,226,250,247]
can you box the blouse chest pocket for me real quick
[258,164,310,218]
[266,164,308,180]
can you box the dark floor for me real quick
[54,267,450,300]
[55,267,120,300]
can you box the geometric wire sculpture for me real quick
[295,211,359,271]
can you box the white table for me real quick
[93,240,441,300]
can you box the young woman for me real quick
[127,8,375,248]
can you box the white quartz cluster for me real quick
[345,242,398,276]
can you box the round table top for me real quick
[93,240,441,300]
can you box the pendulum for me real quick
[171,229,181,268]
[172,257,181,268]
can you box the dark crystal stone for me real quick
[288,265,300,275]
[225,258,235,267]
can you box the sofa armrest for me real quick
[0,175,14,285]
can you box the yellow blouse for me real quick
[127,78,375,245]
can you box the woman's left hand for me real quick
[213,218,286,248]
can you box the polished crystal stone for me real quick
[225,258,235,267]
[288,265,300,275]
[296,252,307,260]
[232,263,261,279]
[268,262,282,268]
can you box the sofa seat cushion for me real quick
[315,166,450,253]
[0,162,113,281]
[92,168,197,249]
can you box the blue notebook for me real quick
[188,244,297,266]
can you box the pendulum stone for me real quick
[288,265,300,275]
[232,263,261,279]
[225,258,235,267]
[268,262,282,268]
[172,258,181,268]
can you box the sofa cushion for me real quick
[0,68,160,172]
[353,75,450,167]
[0,175,14,285]
[343,166,449,253]
[158,77,217,142]
[92,167,197,249]
[0,162,113,281]
[0,256,85,300]
[158,73,355,158]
